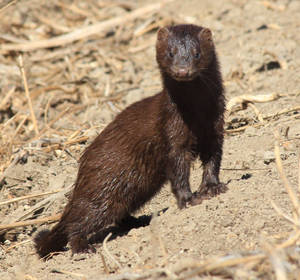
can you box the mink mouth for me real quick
[171,72,198,82]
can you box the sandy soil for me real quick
[0,0,300,279]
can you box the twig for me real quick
[11,114,27,139]
[276,230,300,250]
[225,125,251,133]
[177,254,265,280]
[5,239,32,252]
[274,132,300,219]
[99,250,110,274]
[0,86,15,110]
[270,200,299,226]
[0,189,62,206]
[0,185,71,235]
[18,55,39,135]
[0,214,61,230]
[1,1,175,52]
[225,105,300,134]
[30,106,71,143]
[51,268,86,279]
[264,241,287,280]
[264,106,300,120]
[248,103,264,122]
[64,136,89,146]
[271,200,300,226]
[103,232,122,270]
[0,0,17,13]
[226,93,281,115]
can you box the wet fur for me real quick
[34,24,226,258]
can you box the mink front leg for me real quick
[168,153,193,209]
[191,123,227,205]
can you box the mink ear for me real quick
[198,28,213,42]
[157,27,170,41]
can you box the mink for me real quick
[34,24,226,258]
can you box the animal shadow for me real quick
[89,208,168,245]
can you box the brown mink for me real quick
[34,24,226,258]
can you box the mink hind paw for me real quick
[72,244,96,255]
[189,183,228,206]
[70,237,96,255]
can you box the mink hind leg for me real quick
[68,199,130,254]
[53,204,96,254]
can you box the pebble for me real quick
[263,151,275,164]
[4,240,11,246]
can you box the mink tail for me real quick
[34,223,68,258]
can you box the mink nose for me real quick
[177,68,189,77]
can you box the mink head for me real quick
[156,24,215,81]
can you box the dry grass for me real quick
[0,0,300,279]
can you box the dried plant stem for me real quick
[5,239,32,252]
[0,185,72,236]
[0,0,17,13]
[0,189,62,206]
[178,254,265,280]
[264,105,300,120]
[274,134,300,219]
[248,103,264,122]
[226,105,300,134]
[51,268,86,278]
[64,136,89,146]
[0,214,61,230]
[31,107,70,143]
[12,115,27,139]
[277,230,300,250]
[1,0,174,52]
[267,246,287,280]
[103,232,122,270]
[18,55,39,135]
[226,93,281,115]
[0,86,15,110]
[270,200,299,226]
[99,250,110,274]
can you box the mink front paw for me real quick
[189,183,228,206]
[177,191,193,209]
[199,182,228,197]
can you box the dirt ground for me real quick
[0,0,300,279]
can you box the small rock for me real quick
[263,150,288,164]
[24,205,30,210]
[263,151,275,165]
[4,240,11,246]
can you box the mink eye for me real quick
[168,51,174,58]
[195,52,200,59]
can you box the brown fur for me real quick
[34,24,226,258]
